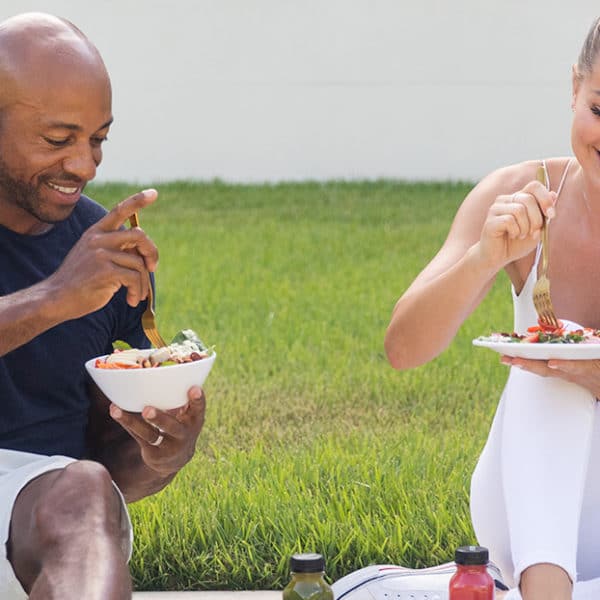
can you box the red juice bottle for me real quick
[448,546,494,599]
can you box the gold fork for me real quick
[128,212,168,348]
[531,164,559,329]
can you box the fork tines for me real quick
[143,319,168,348]
[533,285,559,328]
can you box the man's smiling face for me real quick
[0,14,112,234]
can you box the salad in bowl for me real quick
[94,330,213,370]
[85,330,216,412]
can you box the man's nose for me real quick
[61,144,98,182]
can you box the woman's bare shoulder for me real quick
[467,157,574,202]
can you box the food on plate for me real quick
[476,319,600,345]
[94,329,214,369]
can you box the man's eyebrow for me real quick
[45,118,114,131]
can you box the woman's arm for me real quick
[384,161,556,370]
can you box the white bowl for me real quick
[85,350,216,412]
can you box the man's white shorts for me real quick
[0,448,132,599]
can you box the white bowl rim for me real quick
[86,349,216,372]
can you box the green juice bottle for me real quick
[282,554,334,600]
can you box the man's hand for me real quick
[48,189,159,320]
[108,386,206,477]
[502,356,600,398]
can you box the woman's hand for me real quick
[501,356,600,398]
[476,179,557,271]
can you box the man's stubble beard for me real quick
[0,155,82,225]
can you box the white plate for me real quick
[473,339,600,360]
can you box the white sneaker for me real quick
[331,562,506,600]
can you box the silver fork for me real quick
[128,212,168,348]
[531,164,559,329]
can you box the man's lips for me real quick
[42,179,85,207]
[46,181,81,195]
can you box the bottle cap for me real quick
[455,546,489,565]
[290,553,325,573]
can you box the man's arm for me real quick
[86,381,206,503]
[0,281,72,356]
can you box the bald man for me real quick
[0,13,206,599]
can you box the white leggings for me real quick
[470,367,600,598]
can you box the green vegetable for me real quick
[539,332,585,344]
[112,340,132,351]
[170,329,207,350]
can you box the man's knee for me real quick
[32,460,123,545]
[9,461,131,596]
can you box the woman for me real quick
[385,17,600,600]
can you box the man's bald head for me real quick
[0,13,111,117]
[0,13,113,231]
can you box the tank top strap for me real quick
[542,157,572,200]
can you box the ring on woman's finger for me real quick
[511,191,535,204]
[510,192,524,203]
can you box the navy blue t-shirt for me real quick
[0,195,149,458]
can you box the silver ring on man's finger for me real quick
[150,433,164,447]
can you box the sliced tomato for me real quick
[537,318,564,333]
[94,360,141,369]
[524,333,541,343]
[527,325,542,333]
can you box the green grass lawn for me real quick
[89,180,514,591]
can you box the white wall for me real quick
[1,1,598,183]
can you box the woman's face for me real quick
[571,59,600,188]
